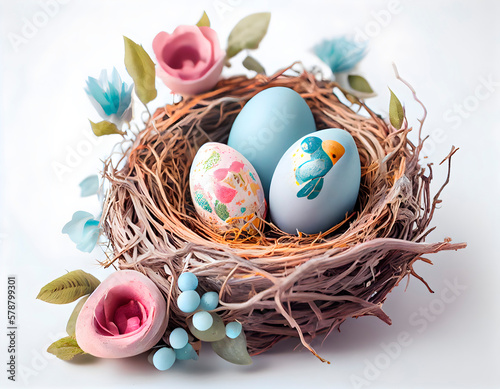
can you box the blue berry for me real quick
[152,347,176,371]
[177,290,201,313]
[174,343,198,361]
[178,272,198,292]
[199,291,219,311]
[225,321,242,339]
[192,311,213,331]
[169,327,188,349]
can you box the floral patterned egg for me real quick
[189,142,267,233]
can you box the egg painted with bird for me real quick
[269,128,361,235]
[189,142,267,233]
[228,87,316,199]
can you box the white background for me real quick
[0,0,498,388]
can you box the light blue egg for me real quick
[177,290,201,313]
[174,343,198,361]
[192,311,213,331]
[228,87,316,198]
[225,321,242,339]
[269,128,361,234]
[152,347,176,371]
[199,291,219,311]
[169,327,188,349]
[178,272,198,292]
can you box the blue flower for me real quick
[79,175,99,197]
[313,37,367,73]
[85,68,133,126]
[62,211,101,253]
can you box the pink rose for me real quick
[153,25,225,95]
[75,270,167,358]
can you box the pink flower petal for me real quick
[75,270,167,358]
[162,33,211,80]
[152,25,225,95]
[199,26,224,62]
[137,299,147,327]
[124,317,141,333]
[105,320,120,336]
[153,25,214,81]
[93,310,117,336]
[102,285,134,325]
[113,302,134,334]
[156,53,225,96]
[113,300,145,334]
[152,31,171,61]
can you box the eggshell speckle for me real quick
[189,142,267,233]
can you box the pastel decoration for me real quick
[178,272,198,292]
[189,142,267,233]
[153,25,225,95]
[199,291,219,311]
[169,327,189,349]
[85,68,133,126]
[269,128,361,235]
[152,347,176,371]
[75,270,167,358]
[227,87,316,198]
[177,290,201,313]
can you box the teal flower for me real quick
[79,175,99,197]
[85,68,133,126]
[313,36,367,73]
[62,211,100,253]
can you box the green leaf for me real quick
[89,120,125,137]
[123,36,157,105]
[66,295,89,337]
[347,74,374,93]
[242,55,266,75]
[37,270,100,304]
[47,336,86,361]
[196,11,210,27]
[211,331,252,365]
[389,88,404,129]
[227,12,271,59]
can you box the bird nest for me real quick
[101,65,465,362]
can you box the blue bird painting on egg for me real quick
[295,136,345,200]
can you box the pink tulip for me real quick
[153,25,225,95]
[75,270,167,358]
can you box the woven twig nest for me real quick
[101,65,465,361]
